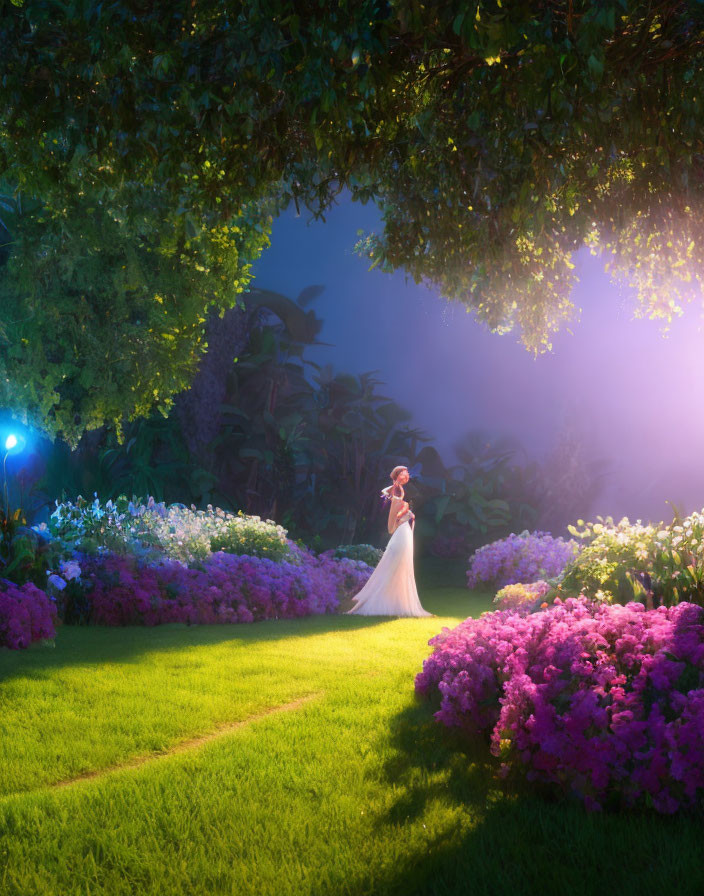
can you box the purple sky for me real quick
[253,194,704,525]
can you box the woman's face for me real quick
[396,469,410,486]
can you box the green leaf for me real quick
[587,54,603,81]
[434,494,451,523]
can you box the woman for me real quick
[347,465,432,617]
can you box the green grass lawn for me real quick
[1,574,703,896]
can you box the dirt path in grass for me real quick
[16,693,324,797]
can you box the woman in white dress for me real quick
[347,466,432,617]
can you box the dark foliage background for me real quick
[4,289,604,552]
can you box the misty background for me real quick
[253,193,704,527]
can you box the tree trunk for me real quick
[174,304,252,467]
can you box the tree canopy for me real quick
[1,0,703,439]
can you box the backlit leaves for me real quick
[1,0,703,442]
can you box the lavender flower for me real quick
[467,531,579,590]
[72,547,372,627]
[0,581,57,649]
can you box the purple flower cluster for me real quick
[467,531,579,590]
[0,580,57,649]
[494,580,550,612]
[416,598,704,813]
[78,547,372,627]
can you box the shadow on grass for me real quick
[0,611,395,684]
[415,556,470,591]
[340,700,704,896]
[0,583,485,684]
[420,587,494,620]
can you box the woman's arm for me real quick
[387,487,404,534]
[396,501,414,528]
[388,498,399,535]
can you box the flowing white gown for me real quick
[347,494,432,617]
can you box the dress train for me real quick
[347,518,431,617]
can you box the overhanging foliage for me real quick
[1,0,703,436]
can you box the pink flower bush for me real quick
[78,547,372,627]
[416,598,704,813]
[467,531,579,590]
[0,580,57,649]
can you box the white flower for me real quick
[60,560,81,581]
[47,573,67,591]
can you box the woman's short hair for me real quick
[390,465,408,481]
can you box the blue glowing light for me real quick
[4,434,17,451]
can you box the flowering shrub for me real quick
[319,555,375,598]
[75,547,372,626]
[42,558,93,625]
[493,580,550,612]
[49,495,290,565]
[143,504,290,565]
[1,510,66,588]
[293,547,374,607]
[45,558,82,592]
[43,494,377,629]
[48,494,157,555]
[561,516,658,603]
[329,544,383,567]
[652,510,704,606]
[210,513,289,561]
[0,580,57,649]
[416,598,704,813]
[561,511,704,607]
[466,531,579,590]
